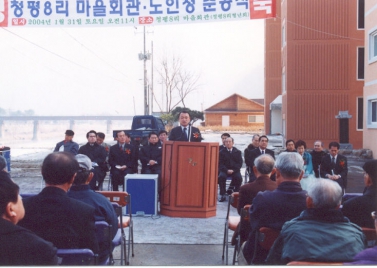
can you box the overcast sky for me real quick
[0,19,265,116]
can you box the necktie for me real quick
[120,145,123,151]
[183,127,188,141]
[262,150,265,154]
[332,157,336,165]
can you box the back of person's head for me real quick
[275,152,303,179]
[97,132,105,139]
[0,155,7,171]
[363,159,377,186]
[86,130,97,138]
[73,154,93,186]
[0,179,19,216]
[307,178,342,209]
[254,154,275,175]
[42,152,79,185]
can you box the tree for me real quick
[154,54,200,113]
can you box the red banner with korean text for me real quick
[0,0,276,28]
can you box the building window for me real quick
[357,97,363,130]
[357,47,364,80]
[369,29,377,63]
[367,95,377,128]
[248,115,264,123]
[358,0,364,29]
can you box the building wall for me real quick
[363,0,377,155]
[280,0,364,148]
[264,2,282,134]
[205,113,264,128]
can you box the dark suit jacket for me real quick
[108,143,137,173]
[246,148,276,182]
[341,186,377,228]
[18,187,99,253]
[218,147,243,174]
[0,218,58,265]
[168,126,202,142]
[320,154,348,189]
[78,142,107,171]
[237,175,277,215]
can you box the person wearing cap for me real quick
[53,130,79,155]
[18,152,99,255]
[0,155,12,182]
[68,154,118,263]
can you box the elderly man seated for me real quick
[266,178,365,264]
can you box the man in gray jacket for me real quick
[266,178,365,264]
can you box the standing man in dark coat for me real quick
[53,130,79,155]
[310,140,327,178]
[320,141,348,190]
[108,131,136,191]
[18,152,99,254]
[168,110,202,142]
[245,135,276,182]
[218,137,243,202]
[78,130,108,190]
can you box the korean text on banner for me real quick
[0,0,276,28]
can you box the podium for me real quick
[160,141,219,218]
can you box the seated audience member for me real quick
[285,139,296,152]
[96,132,111,154]
[18,152,99,254]
[244,134,260,172]
[78,130,108,190]
[218,137,243,202]
[108,131,136,191]
[53,129,79,155]
[0,155,12,182]
[310,140,327,178]
[238,152,307,265]
[236,154,277,244]
[158,130,168,145]
[295,140,313,176]
[68,154,118,262]
[0,179,58,265]
[244,135,276,183]
[219,133,230,152]
[342,159,377,228]
[139,132,162,191]
[320,141,348,190]
[266,178,365,264]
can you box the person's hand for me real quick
[149,160,156,166]
[227,170,234,175]
[120,165,127,170]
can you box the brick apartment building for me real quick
[265,0,365,149]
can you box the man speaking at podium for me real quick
[168,110,202,142]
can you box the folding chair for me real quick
[222,192,239,265]
[94,221,112,265]
[97,191,134,265]
[56,248,96,266]
[250,227,280,264]
[233,204,251,265]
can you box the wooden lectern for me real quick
[160,141,219,218]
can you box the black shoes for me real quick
[219,195,226,202]
[226,189,233,195]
